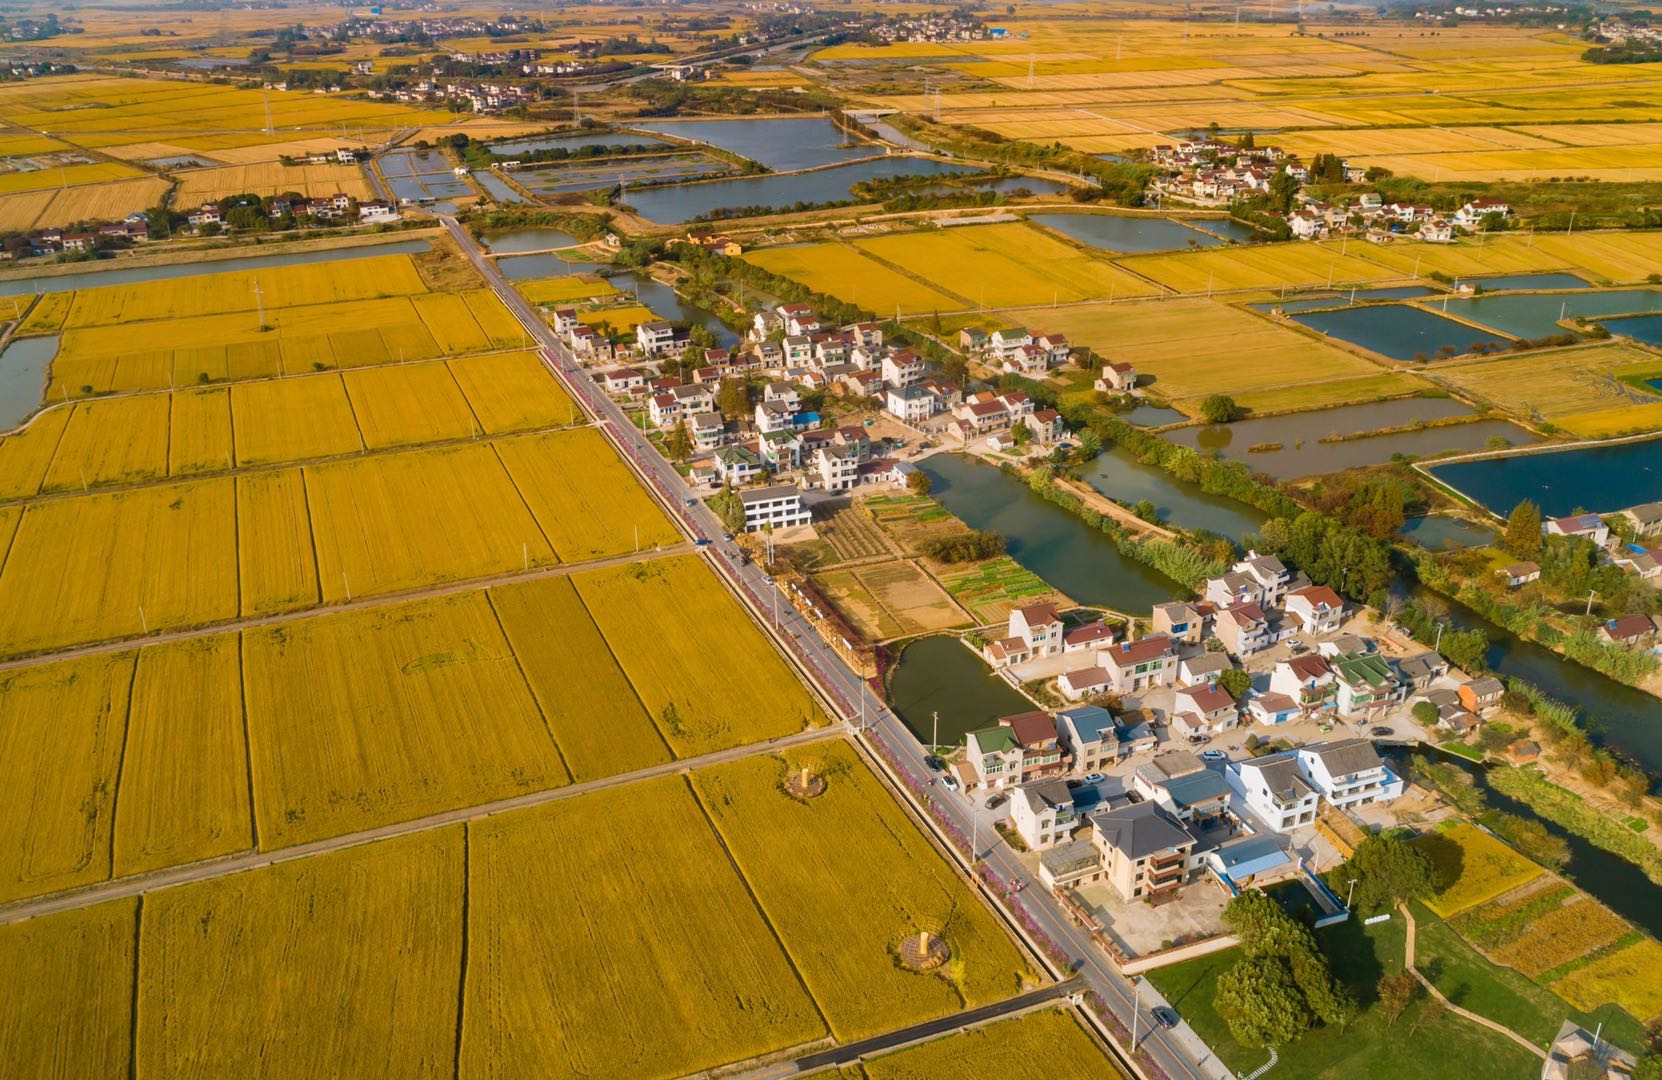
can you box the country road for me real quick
[439,216,1226,1080]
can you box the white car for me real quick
[1081,772,1106,785]
[942,774,960,793]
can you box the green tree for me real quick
[1218,667,1252,698]
[906,469,932,496]
[1411,700,1440,728]
[666,419,692,462]
[716,378,750,421]
[1010,421,1032,446]
[1343,832,1436,914]
[1200,394,1243,424]
[1076,427,1102,461]
[1503,499,1544,557]
[1216,955,1314,1048]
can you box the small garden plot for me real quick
[933,556,1063,624]
[1415,822,1545,918]
[853,561,970,636]
[1549,938,1662,1022]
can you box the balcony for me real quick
[1149,850,1186,870]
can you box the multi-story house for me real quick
[1296,739,1403,810]
[1098,635,1178,694]
[989,327,1033,361]
[1225,751,1320,832]
[881,349,925,388]
[688,411,727,451]
[813,443,860,493]
[737,484,811,532]
[1055,705,1117,775]
[1152,601,1207,645]
[1204,570,1264,609]
[1010,779,1080,850]
[714,444,764,485]
[1213,602,1271,656]
[1171,682,1239,740]
[1088,802,1201,901]
[1269,655,1336,716]
[1284,585,1344,636]
[1009,602,1064,657]
[963,711,1069,789]
[1330,651,1405,718]
[1024,408,1067,445]
[886,384,946,423]
[1235,552,1295,606]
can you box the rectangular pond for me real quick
[1293,304,1509,361]
[887,634,1037,748]
[378,148,453,178]
[630,117,877,172]
[1463,272,1590,292]
[0,335,57,429]
[488,131,671,155]
[1028,213,1226,253]
[498,251,606,278]
[472,170,527,205]
[516,154,730,196]
[1426,437,1662,518]
[1165,397,1536,480]
[621,157,981,224]
[482,228,580,254]
[1436,287,1662,340]
[0,238,431,298]
[919,452,1185,614]
[1603,313,1662,346]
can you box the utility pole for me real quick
[932,710,939,750]
[1587,588,1597,616]
[252,279,265,329]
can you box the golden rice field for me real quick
[1430,343,1662,438]
[487,575,672,781]
[0,175,168,233]
[0,160,144,195]
[575,555,826,756]
[171,161,373,203]
[745,242,965,315]
[1115,242,1401,293]
[236,469,318,615]
[0,478,239,656]
[18,291,71,335]
[1418,822,1546,918]
[1040,298,1387,409]
[1356,236,1573,280]
[242,591,567,847]
[0,898,136,1078]
[463,775,826,1080]
[167,387,233,476]
[114,635,252,877]
[862,1008,1120,1080]
[493,426,681,561]
[0,651,133,902]
[514,274,618,305]
[138,829,463,1078]
[1548,939,1662,1022]
[856,222,1162,306]
[341,362,481,449]
[692,741,1033,1041]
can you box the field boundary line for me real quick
[0,723,848,927]
[0,541,693,673]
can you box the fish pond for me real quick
[1079,445,1269,541]
[0,335,57,429]
[887,634,1035,748]
[1293,304,1509,361]
[620,157,981,224]
[630,116,876,172]
[1426,437,1662,518]
[1436,288,1662,340]
[1028,213,1227,253]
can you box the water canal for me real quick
[1079,445,1268,541]
[920,453,1185,613]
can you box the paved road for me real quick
[0,723,845,927]
[442,216,1222,1080]
[775,977,1083,1076]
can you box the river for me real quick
[919,453,1185,613]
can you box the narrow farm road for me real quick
[439,217,1222,1080]
[0,723,848,927]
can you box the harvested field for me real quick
[463,775,825,1079]
[816,567,904,640]
[0,479,238,655]
[0,652,134,902]
[0,176,169,232]
[692,741,1034,1040]
[242,591,566,847]
[171,161,372,202]
[488,575,671,781]
[575,555,824,756]
[0,899,136,1078]
[817,499,894,561]
[138,829,463,1078]
[114,634,251,876]
[849,561,966,638]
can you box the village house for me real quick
[1601,613,1657,648]
[1010,779,1081,850]
[1622,502,1662,538]
[1269,654,1336,716]
[1457,676,1505,714]
[599,367,647,396]
[1213,602,1272,656]
[886,384,948,424]
[1235,552,1297,605]
[1063,620,1116,653]
[1283,585,1344,636]
[1395,651,1449,691]
[1296,739,1404,810]
[1098,635,1178,694]
[1056,705,1118,774]
[1225,751,1320,833]
[1496,561,1541,588]
[737,484,810,532]
[1095,361,1138,393]
[1133,754,1233,826]
[714,444,765,486]
[963,711,1069,789]
[1545,513,1610,547]
[754,400,798,434]
[1205,570,1264,609]
[881,349,925,389]
[1170,682,1240,740]
[688,411,727,451]
[989,327,1033,361]
[1453,197,1511,228]
[1330,651,1406,718]
[958,326,990,353]
[1178,652,1229,687]
[1244,690,1300,727]
[647,393,682,428]
[1086,801,1201,901]
[1152,601,1207,645]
